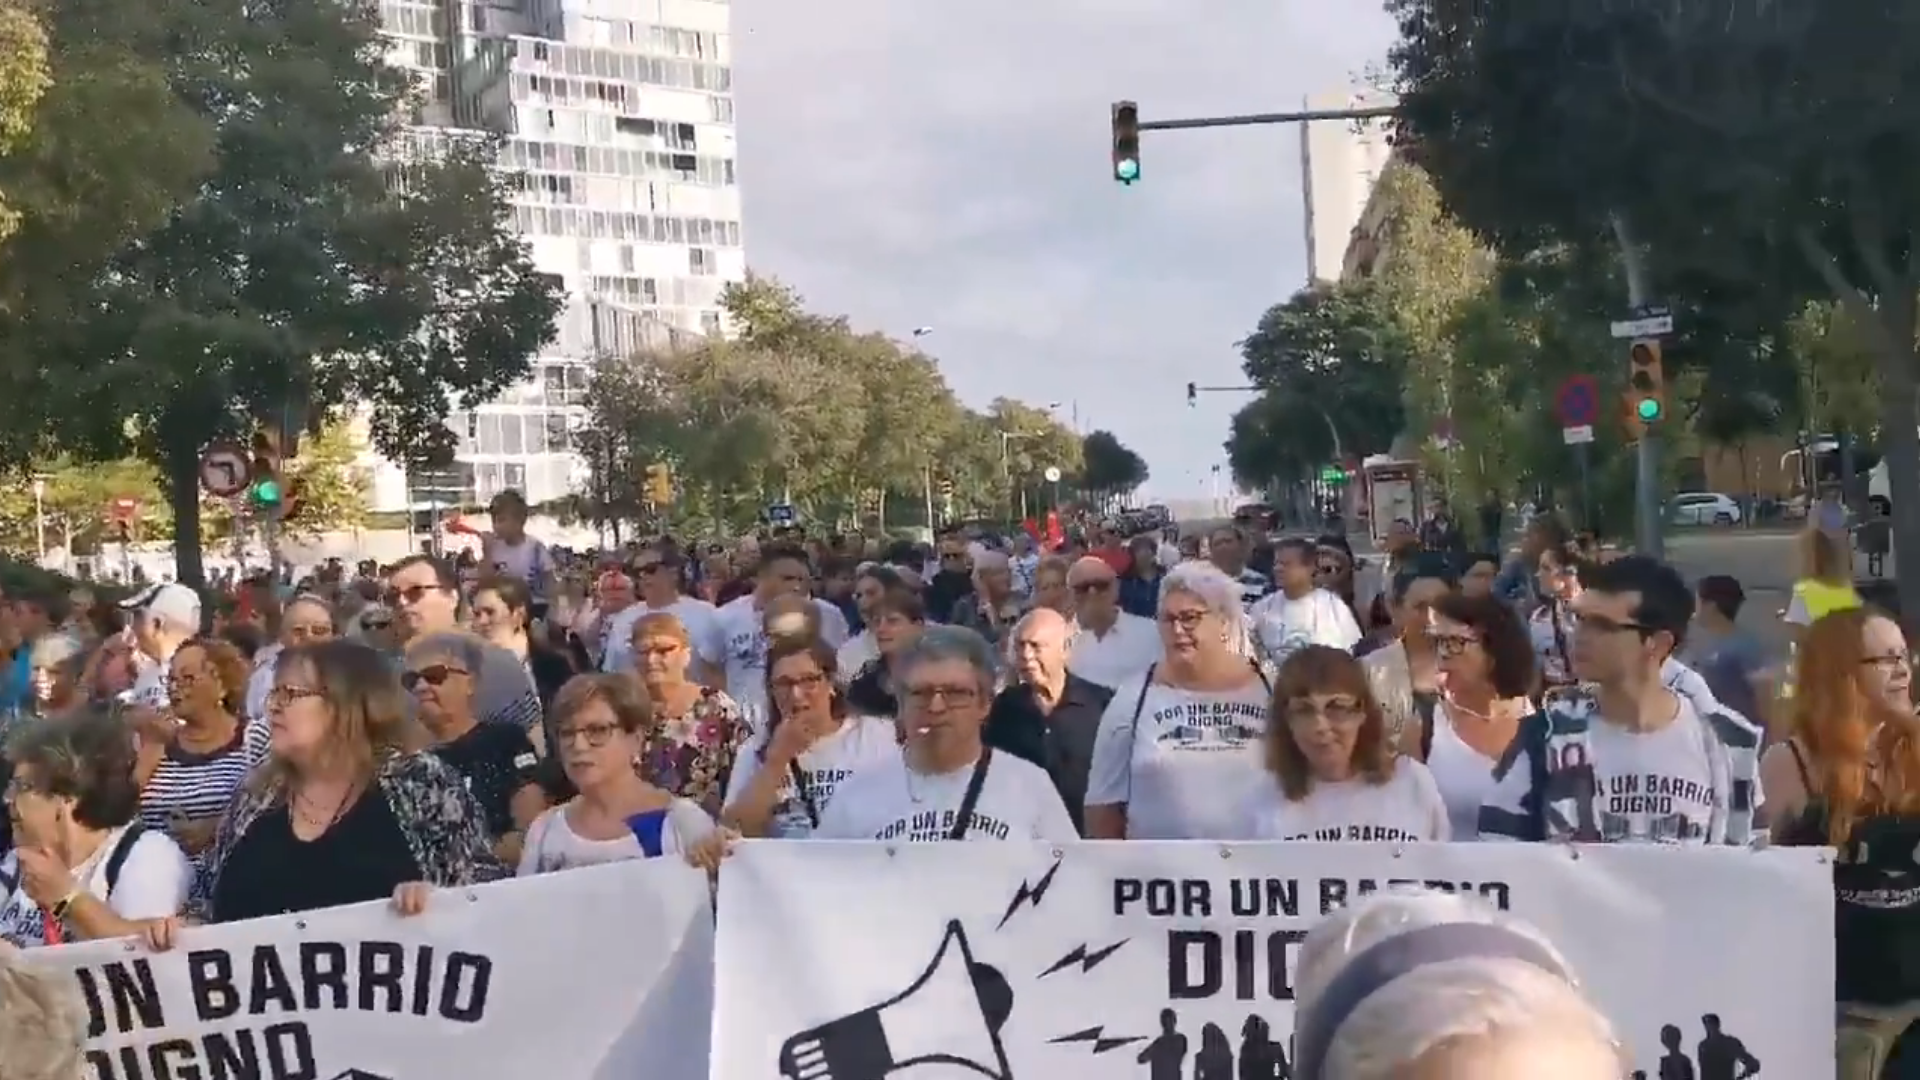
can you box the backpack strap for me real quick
[104,822,145,895]
[1416,694,1439,760]
[1123,667,1156,802]
[946,748,994,840]
[625,809,670,859]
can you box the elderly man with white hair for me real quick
[983,607,1114,833]
[1293,888,1623,1079]
[1064,555,1160,690]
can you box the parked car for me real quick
[1669,492,1743,527]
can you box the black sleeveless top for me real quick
[1777,742,1920,1005]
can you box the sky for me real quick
[729,0,1398,503]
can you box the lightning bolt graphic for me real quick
[1049,1025,1144,1054]
[994,857,1063,930]
[1038,938,1130,978]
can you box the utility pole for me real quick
[1612,213,1665,559]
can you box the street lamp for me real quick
[31,475,46,564]
[911,326,934,338]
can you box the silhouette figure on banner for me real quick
[1194,1023,1232,1080]
[1134,1012,1293,1080]
[1138,1009,1188,1080]
[1697,1014,1761,1080]
[1237,1015,1290,1079]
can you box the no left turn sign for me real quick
[199,444,252,498]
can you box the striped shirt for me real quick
[139,720,272,834]
[1229,567,1272,609]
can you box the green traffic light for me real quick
[251,479,282,505]
[1635,398,1662,422]
[1115,158,1139,183]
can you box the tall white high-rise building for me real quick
[364,0,744,513]
[1299,88,1394,287]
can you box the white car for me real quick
[1669,492,1743,527]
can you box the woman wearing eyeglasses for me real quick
[409,632,540,862]
[1763,608,1920,1078]
[813,626,1076,842]
[1085,563,1273,841]
[240,594,335,721]
[723,638,895,838]
[144,640,505,944]
[138,638,265,859]
[1236,646,1448,842]
[518,674,729,873]
[1398,592,1534,840]
[628,612,747,817]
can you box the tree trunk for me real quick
[1873,293,1920,628]
[164,419,206,588]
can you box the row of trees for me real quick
[0,422,373,557]
[0,0,563,581]
[1229,5,1898,568]
[1379,0,1920,620]
[579,279,1149,534]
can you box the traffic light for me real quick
[1186,382,1198,407]
[1111,101,1140,184]
[644,462,673,505]
[938,477,955,500]
[248,430,282,510]
[1628,339,1666,431]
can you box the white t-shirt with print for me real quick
[515,798,715,875]
[1588,701,1719,844]
[482,533,551,595]
[713,596,851,726]
[813,749,1078,842]
[1233,759,1450,842]
[723,715,899,837]
[1085,674,1273,840]
[0,825,192,947]
[1248,589,1361,666]
[600,597,725,675]
[123,643,177,709]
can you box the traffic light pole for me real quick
[1135,104,1397,132]
[1612,213,1665,560]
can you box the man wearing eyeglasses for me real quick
[385,555,544,747]
[599,547,722,684]
[1063,557,1159,691]
[1480,556,1763,846]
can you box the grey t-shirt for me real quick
[1685,628,1769,724]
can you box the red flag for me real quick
[444,515,481,536]
[1022,518,1041,542]
[1044,511,1065,550]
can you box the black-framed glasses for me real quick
[905,685,980,709]
[556,721,621,748]
[772,671,828,694]
[1158,610,1209,631]
[1571,613,1649,637]
[1431,633,1481,656]
[265,686,324,710]
[401,665,469,691]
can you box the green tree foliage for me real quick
[1224,280,1410,489]
[0,0,561,584]
[588,278,1085,532]
[1077,430,1149,504]
[1387,0,1920,616]
[0,0,49,243]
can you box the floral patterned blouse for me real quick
[641,686,749,815]
[187,750,508,922]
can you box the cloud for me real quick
[731,0,1396,497]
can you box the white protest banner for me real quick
[39,859,713,1080]
[714,841,1832,1080]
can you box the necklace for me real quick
[290,783,358,831]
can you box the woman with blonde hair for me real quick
[145,640,505,945]
[628,612,748,816]
[1763,607,1920,1078]
[1785,525,1862,634]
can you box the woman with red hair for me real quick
[1762,607,1920,1078]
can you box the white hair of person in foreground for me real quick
[0,943,87,1080]
[1292,888,1625,1079]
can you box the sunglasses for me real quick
[385,583,438,607]
[401,665,469,691]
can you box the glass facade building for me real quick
[363,0,744,512]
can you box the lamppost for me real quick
[31,475,46,564]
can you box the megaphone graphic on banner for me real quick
[779,920,1015,1080]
